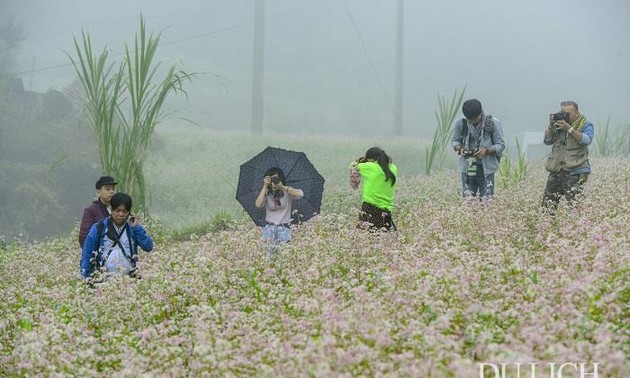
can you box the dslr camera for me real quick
[551,111,570,123]
[461,148,478,159]
[271,176,280,185]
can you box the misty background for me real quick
[1,0,629,240]
[4,0,630,135]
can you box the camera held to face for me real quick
[271,176,280,185]
[551,111,570,123]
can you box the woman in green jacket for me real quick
[350,146,398,231]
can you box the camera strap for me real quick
[461,115,499,159]
[571,115,588,133]
[97,220,130,260]
[461,118,484,149]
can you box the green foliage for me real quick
[497,138,528,189]
[616,122,630,156]
[169,222,214,242]
[210,210,235,232]
[67,28,126,178]
[0,77,97,241]
[0,237,21,265]
[594,116,614,157]
[594,117,630,157]
[168,211,235,242]
[425,87,466,175]
[17,317,32,332]
[67,16,192,213]
[136,213,169,245]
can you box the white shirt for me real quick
[265,189,304,224]
[103,224,133,274]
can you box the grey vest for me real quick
[544,130,589,173]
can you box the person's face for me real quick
[111,204,129,226]
[97,184,116,205]
[560,104,579,123]
[270,174,282,190]
[466,114,482,126]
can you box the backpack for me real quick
[461,114,502,161]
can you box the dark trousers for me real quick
[542,171,588,211]
[358,202,395,231]
[461,163,495,198]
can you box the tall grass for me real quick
[425,87,465,175]
[497,138,528,189]
[67,17,191,212]
[66,30,125,176]
[593,117,630,157]
[594,116,614,157]
[612,121,630,156]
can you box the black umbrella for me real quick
[236,146,325,226]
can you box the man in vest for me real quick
[451,99,505,199]
[542,100,595,211]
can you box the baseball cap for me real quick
[95,176,118,189]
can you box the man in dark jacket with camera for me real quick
[78,176,117,248]
[542,100,595,211]
[451,99,505,199]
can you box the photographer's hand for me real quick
[129,214,139,227]
[474,148,488,158]
[274,182,286,192]
[256,177,271,208]
[273,182,289,193]
[556,120,571,132]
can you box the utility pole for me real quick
[393,0,404,136]
[251,0,265,134]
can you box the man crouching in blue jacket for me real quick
[80,192,153,283]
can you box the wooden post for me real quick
[251,0,265,134]
[393,0,404,136]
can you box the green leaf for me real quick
[18,317,32,331]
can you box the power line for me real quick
[22,0,301,31]
[163,1,324,47]
[1,0,325,78]
[339,0,393,112]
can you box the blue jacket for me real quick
[80,217,153,279]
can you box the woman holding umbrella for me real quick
[255,167,304,251]
[350,146,398,231]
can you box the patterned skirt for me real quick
[358,202,395,231]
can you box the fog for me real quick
[3,0,629,137]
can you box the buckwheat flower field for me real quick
[1,153,628,376]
